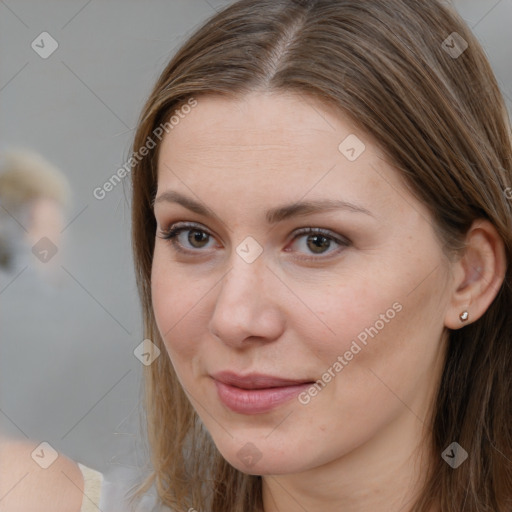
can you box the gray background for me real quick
[0,0,510,474]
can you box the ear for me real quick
[444,219,507,329]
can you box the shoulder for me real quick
[0,439,84,512]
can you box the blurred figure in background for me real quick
[0,149,102,511]
[0,149,70,279]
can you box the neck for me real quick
[262,411,436,512]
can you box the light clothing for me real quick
[77,463,168,512]
[78,464,103,512]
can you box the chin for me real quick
[212,437,318,476]
[226,455,303,476]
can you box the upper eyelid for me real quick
[160,221,343,237]
[161,221,215,237]
[159,222,218,246]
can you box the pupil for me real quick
[308,235,330,253]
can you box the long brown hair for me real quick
[130,1,512,510]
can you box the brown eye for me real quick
[286,227,350,260]
[159,222,216,253]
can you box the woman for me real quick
[130,0,512,511]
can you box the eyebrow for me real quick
[153,190,375,224]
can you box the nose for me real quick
[208,254,286,348]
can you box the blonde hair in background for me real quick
[130,1,512,510]
[0,150,70,211]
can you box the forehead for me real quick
[160,92,364,160]
[158,92,379,180]
[155,92,420,224]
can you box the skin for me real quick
[27,198,64,269]
[0,439,84,512]
[27,198,64,248]
[151,91,506,512]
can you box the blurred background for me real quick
[0,0,510,475]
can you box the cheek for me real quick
[151,250,213,363]
[301,253,446,387]
[298,270,404,362]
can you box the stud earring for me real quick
[459,311,469,322]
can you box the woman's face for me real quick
[152,91,453,475]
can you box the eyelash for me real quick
[158,221,350,261]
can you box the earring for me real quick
[459,311,469,322]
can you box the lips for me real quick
[211,371,313,414]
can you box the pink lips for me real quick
[211,371,313,414]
